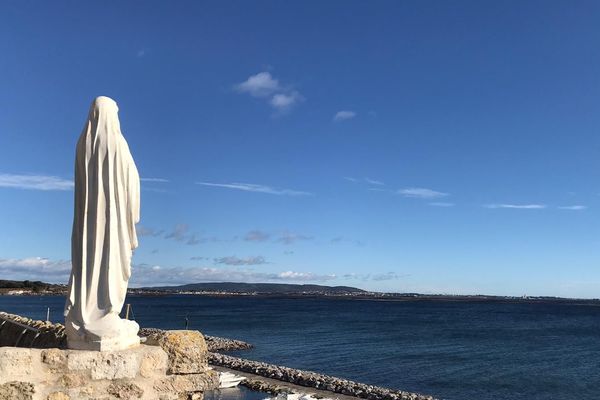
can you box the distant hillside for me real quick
[0,280,66,293]
[144,282,366,294]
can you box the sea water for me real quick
[1,295,599,400]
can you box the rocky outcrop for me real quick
[209,353,437,400]
[143,330,208,374]
[138,328,253,352]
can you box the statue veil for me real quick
[64,96,140,350]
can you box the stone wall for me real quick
[0,342,218,400]
[0,324,218,400]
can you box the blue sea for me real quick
[1,295,599,400]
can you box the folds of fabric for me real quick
[64,96,140,340]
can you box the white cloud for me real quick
[0,257,337,286]
[333,111,356,122]
[398,187,449,199]
[485,204,546,209]
[270,91,303,111]
[0,257,71,282]
[130,264,336,287]
[235,71,303,112]
[558,205,587,210]
[276,271,335,280]
[235,72,280,98]
[196,182,312,196]
[0,173,73,191]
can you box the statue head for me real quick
[88,96,119,121]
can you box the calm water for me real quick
[1,295,599,400]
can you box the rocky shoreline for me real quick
[0,311,436,400]
[209,353,436,400]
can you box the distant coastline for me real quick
[1,279,598,305]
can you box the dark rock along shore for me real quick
[0,311,437,400]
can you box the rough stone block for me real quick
[0,348,33,383]
[0,381,35,400]
[139,346,168,378]
[57,373,86,388]
[145,330,208,374]
[66,348,141,380]
[46,392,70,400]
[42,348,67,370]
[153,371,219,394]
[107,381,144,399]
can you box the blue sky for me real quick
[1,1,599,297]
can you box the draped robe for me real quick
[64,96,140,349]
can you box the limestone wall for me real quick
[0,313,225,399]
[0,343,217,400]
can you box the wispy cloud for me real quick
[342,271,408,281]
[235,71,303,113]
[136,225,165,237]
[365,178,384,186]
[136,49,146,58]
[429,202,455,207]
[0,173,73,191]
[345,177,385,186]
[484,204,546,209]
[330,236,365,246]
[277,231,313,245]
[558,205,587,210]
[197,182,312,196]
[245,230,271,242]
[214,256,267,266]
[163,224,218,245]
[165,224,190,241]
[140,178,169,183]
[333,111,356,122]
[398,187,449,199]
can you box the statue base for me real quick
[67,333,140,352]
[65,314,141,351]
[0,333,218,400]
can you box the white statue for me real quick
[64,96,141,351]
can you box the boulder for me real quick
[144,330,208,374]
